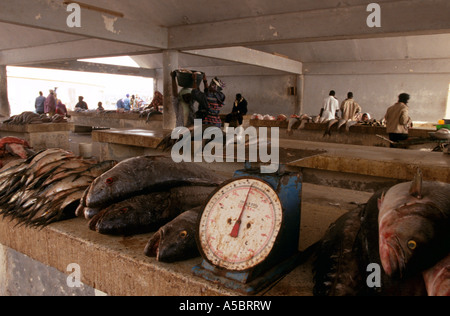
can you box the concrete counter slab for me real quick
[92,128,169,161]
[0,123,73,150]
[92,128,168,149]
[0,183,371,296]
[68,111,163,131]
[283,139,450,183]
[252,119,436,148]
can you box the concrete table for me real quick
[68,111,163,131]
[92,128,169,161]
[0,123,73,151]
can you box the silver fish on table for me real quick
[145,207,202,263]
[0,149,116,227]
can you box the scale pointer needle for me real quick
[230,185,253,238]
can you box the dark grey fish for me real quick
[89,191,173,235]
[85,156,227,208]
[313,208,365,296]
[89,186,215,236]
[144,207,202,263]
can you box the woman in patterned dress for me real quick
[191,73,226,128]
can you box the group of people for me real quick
[171,71,248,130]
[320,90,412,146]
[116,94,147,112]
[320,90,368,124]
[35,91,92,117]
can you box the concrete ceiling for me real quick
[0,0,449,76]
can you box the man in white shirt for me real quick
[320,90,339,123]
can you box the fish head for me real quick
[379,202,449,278]
[144,211,199,263]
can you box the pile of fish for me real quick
[1,112,67,125]
[77,156,227,262]
[0,149,116,227]
[313,170,450,296]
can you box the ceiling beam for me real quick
[169,0,450,50]
[23,61,156,78]
[0,0,167,49]
[304,59,450,75]
[0,39,156,66]
[183,47,302,74]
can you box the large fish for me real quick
[84,156,227,208]
[423,254,450,296]
[314,187,429,296]
[89,186,215,236]
[378,171,450,277]
[313,208,365,296]
[358,189,427,296]
[144,207,202,263]
[89,192,172,235]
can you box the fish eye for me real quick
[179,231,188,238]
[105,177,114,185]
[407,240,417,250]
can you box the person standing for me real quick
[116,98,125,112]
[224,94,248,132]
[35,91,46,114]
[44,89,57,117]
[320,90,339,123]
[123,94,131,112]
[340,92,362,121]
[384,93,413,147]
[171,71,195,127]
[192,74,226,128]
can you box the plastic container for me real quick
[436,124,450,130]
[175,70,204,88]
[79,143,93,158]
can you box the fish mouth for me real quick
[145,230,162,258]
[379,235,406,277]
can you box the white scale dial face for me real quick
[198,178,283,271]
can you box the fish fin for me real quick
[377,192,385,211]
[409,169,423,199]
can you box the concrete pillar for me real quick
[296,75,305,115]
[0,65,10,118]
[162,51,178,130]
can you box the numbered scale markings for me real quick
[198,177,283,272]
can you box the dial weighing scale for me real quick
[192,163,302,295]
